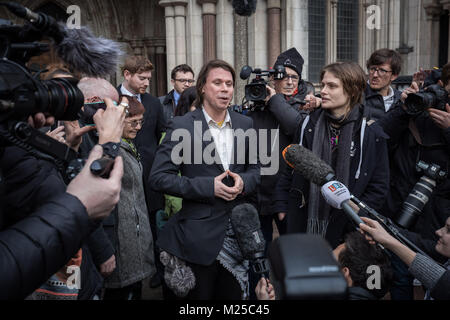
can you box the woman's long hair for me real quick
[174,86,197,117]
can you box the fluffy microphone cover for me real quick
[232,0,257,16]
[283,144,335,186]
[55,22,123,78]
[230,203,265,259]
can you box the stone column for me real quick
[424,0,443,67]
[267,0,281,68]
[234,13,248,105]
[185,1,203,77]
[326,0,338,64]
[284,0,308,77]
[216,0,234,64]
[174,4,187,65]
[198,0,217,63]
[159,0,188,89]
[248,0,267,68]
[160,2,176,88]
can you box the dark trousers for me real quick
[103,282,142,300]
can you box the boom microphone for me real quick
[230,203,269,276]
[240,65,252,80]
[232,0,257,17]
[282,144,364,226]
[2,2,123,77]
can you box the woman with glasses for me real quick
[102,95,156,300]
[273,62,390,249]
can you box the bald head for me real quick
[78,77,119,102]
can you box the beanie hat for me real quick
[273,47,304,78]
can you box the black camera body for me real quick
[396,161,447,229]
[0,2,118,182]
[405,84,449,116]
[240,65,286,109]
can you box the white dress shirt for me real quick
[202,108,234,171]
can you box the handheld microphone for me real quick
[2,2,123,77]
[282,144,364,226]
[230,203,270,277]
[320,181,364,226]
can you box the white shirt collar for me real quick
[202,108,232,128]
[120,84,141,102]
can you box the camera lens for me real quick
[250,85,265,99]
[39,77,84,120]
[396,176,436,229]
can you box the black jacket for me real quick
[273,106,390,248]
[159,89,177,125]
[363,85,402,121]
[0,146,108,299]
[150,108,260,265]
[0,146,95,299]
[246,90,308,215]
[378,104,450,240]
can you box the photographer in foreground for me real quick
[0,98,126,299]
[360,216,450,300]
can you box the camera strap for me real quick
[408,119,444,148]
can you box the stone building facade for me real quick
[1,0,449,101]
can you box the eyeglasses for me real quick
[368,66,393,76]
[175,79,195,84]
[283,74,299,81]
[125,119,145,128]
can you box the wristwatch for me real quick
[100,141,120,158]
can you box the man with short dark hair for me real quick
[334,232,393,300]
[364,48,403,120]
[159,64,195,124]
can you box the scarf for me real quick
[306,106,361,237]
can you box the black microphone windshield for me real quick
[282,144,335,186]
[240,65,252,80]
[230,203,265,260]
[232,0,257,16]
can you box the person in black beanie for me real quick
[245,48,320,299]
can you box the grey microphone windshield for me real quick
[282,144,335,186]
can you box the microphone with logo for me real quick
[282,144,364,227]
[230,203,270,278]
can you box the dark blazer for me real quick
[149,108,260,265]
[117,85,167,212]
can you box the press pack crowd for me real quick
[0,47,449,301]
